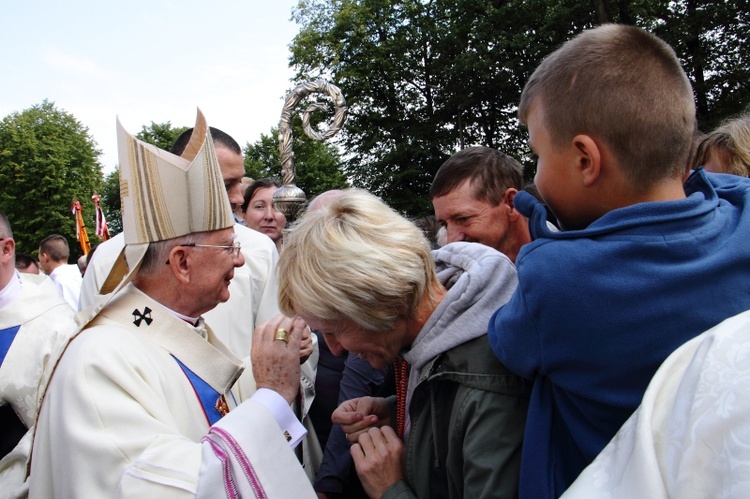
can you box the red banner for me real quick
[71,198,91,255]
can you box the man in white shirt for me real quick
[30,111,315,497]
[37,234,82,309]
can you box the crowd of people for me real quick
[1,23,749,498]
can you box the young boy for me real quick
[488,24,750,498]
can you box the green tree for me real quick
[291,0,448,215]
[587,0,750,131]
[426,0,598,175]
[650,1,750,131]
[135,121,189,151]
[290,0,597,214]
[100,169,122,236]
[0,100,103,257]
[244,117,349,198]
[290,0,749,215]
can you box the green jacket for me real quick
[383,334,531,499]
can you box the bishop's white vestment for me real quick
[30,283,315,498]
[79,227,321,479]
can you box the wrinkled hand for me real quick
[299,326,313,364]
[332,396,392,443]
[251,315,303,404]
[351,426,405,498]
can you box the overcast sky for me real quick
[0,0,301,173]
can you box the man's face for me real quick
[432,179,513,254]
[216,147,245,207]
[299,314,407,370]
[187,227,245,315]
[527,102,582,230]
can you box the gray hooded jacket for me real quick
[385,242,530,499]
[404,241,518,412]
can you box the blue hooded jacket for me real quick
[489,170,750,498]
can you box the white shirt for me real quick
[48,263,82,310]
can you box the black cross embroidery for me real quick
[132,307,153,327]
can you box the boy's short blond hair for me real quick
[519,24,695,187]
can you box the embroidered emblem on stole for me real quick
[132,307,153,327]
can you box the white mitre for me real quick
[81,109,234,323]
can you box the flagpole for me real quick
[71,198,91,255]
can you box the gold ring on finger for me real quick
[274,327,289,343]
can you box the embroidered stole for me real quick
[172,355,229,425]
[87,285,243,428]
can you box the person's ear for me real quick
[503,188,522,220]
[1,238,15,263]
[166,246,191,284]
[572,134,601,187]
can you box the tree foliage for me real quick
[244,116,349,198]
[647,1,750,131]
[0,100,103,257]
[135,121,189,151]
[290,0,749,216]
[100,169,122,236]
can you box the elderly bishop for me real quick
[30,111,315,498]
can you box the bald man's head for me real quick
[307,190,344,212]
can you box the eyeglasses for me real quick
[166,241,242,264]
[179,241,242,258]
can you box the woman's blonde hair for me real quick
[693,113,750,177]
[278,189,439,332]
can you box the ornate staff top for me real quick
[274,79,347,224]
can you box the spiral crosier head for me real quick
[276,79,347,226]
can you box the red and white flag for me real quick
[92,194,111,241]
